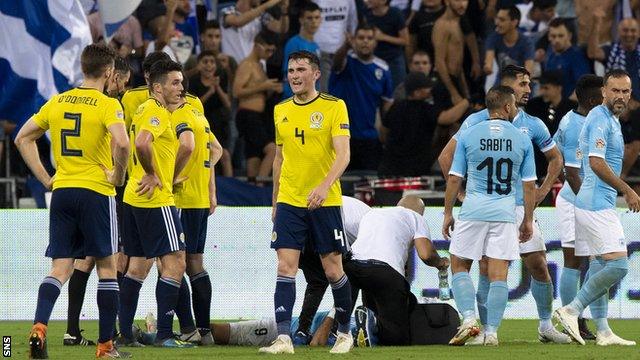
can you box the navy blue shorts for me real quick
[48,188,118,259]
[271,203,347,254]
[122,204,185,258]
[178,208,209,254]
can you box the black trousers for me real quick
[344,260,416,346]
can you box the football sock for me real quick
[97,279,119,343]
[118,275,143,340]
[485,281,508,335]
[34,276,62,325]
[530,277,553,330]
[559,267,580,306]
[451,272,476,322]
[587,258,609,332]
[330,274,352,334]
[190,271,212,334]
[175,277,196,334]
[66,269,90,336]
[570,258,628,314]
[156,277,182,341]
[274,275,296,336]
[476,274,490,326]
[117,271,124,288]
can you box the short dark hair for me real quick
[114,56,130,75]
[81,44,116,79]
[356,23,376,34]
[201,20,220,34]
[143,51,171,74]
[148,60,183,87]
[575,75,603,106]
[254,30,278,46]
[499,5,521,23]
[500,64,530,82]
[548,17,570,32]
[411,50,430,60]
[604,69,631,85]
[300,1,321,15]
[533,0,557,10]
[288,50,320,69]
[486,86,516,112]
[197,50,217,62]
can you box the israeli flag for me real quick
[97,0,142,43]
[0,0,92,131]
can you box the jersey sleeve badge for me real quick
[595,138,605,149]
[150,117,160,127]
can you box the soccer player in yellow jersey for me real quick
[15,45,130,359]
[121,51,204,130]
[259,51,353,355]
[119,60,195,348]
[171,97,223,344]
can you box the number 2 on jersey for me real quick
[295,127,305,145]
[477,157,513,195]
[61,112,82,156]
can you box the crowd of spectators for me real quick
[3,0,640,205]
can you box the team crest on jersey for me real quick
[595,138,605,149]
[519,127,529,134]
[310,112,324,129]
[150,117,160,127]
[116,110,124,119]
[271,231,277,242]
[374,68,383,80]
[576,149,583,160]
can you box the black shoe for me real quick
[578,318,596,341]
[63,330,96,346]
[29,330,48,359]
[114,334,145,348]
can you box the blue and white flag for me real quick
[97,0,142,43]
[0,0,92,131]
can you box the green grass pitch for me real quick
[3,319,639,359]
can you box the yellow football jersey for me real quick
[274,93,350,207]
[173,103,215,209]
[121,86,204,130]
[31,87,125,196]
[124,98,177,208]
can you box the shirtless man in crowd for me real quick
[432,0,470,105]
[233,31,283,179]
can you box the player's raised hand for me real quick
[137,173,162,199]
[442,214,455,240]
[307,184,329,210]
[519,220,533,242]
[623,188,640,212]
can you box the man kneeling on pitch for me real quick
[443,86,537,346]
[344,195,449,347]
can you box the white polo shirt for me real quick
[351,207,431,277]
[341,196,371,245]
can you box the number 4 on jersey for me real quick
[295,127,305,145]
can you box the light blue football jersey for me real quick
[450,119,537,222]
[454,109,555,206]
[575,105,624,211]
[553,110,586,204]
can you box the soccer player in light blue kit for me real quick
[438,65,569,344]
[553,75,603,340]
[554,70,639,346]
[443,86,537,346]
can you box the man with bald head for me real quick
[588,16,640,106]
[344,195,449,347]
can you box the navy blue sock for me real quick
[190,271,212,332]
[274,276,296,336]
[97,279,119,343]
[66,269,90,336]
[34,276,62,325]
[118,275,143,339]
[117,271,124,288]
[174,277,196,334]
[331,274,352,334]
[156,277,182,341]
